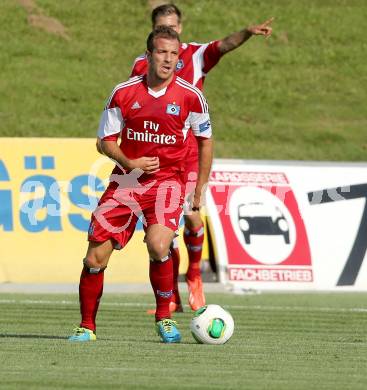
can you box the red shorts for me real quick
[88,178,184,249]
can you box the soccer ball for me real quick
[190,304,234,345]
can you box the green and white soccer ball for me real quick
[190,304,234,345]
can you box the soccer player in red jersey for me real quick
[130,4,274,313]
[69,26,213,343]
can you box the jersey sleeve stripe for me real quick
[105,76,144,109]
[191,44,209,86]
[188,41,216,46]
[176,77,208,110]
[176,78,208,112]
[176,78,208,113]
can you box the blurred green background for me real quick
[1,0,366,160]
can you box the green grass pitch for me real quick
[1,292,366,389]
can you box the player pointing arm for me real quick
[218,17,274,54]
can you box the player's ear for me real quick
[177,23,182,35]
[146,50,152,62]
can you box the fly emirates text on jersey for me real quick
[126,121,177,145]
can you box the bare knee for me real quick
[145,224,175,260]
[82,258,107,274]
[84,240,113,269]
[146,237,170,260]
[84,255,106,270]
[147,242,170,260]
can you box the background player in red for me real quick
[69,26,213,343]
[130,4,274,313]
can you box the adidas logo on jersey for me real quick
[131,101,141,109]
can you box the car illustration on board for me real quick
[238,202,290,244]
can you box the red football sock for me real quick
[79,267,104,332]
[149,256,174,321]
[170,245,181,305]
[184,224,204,280]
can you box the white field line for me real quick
[0,299,367,313]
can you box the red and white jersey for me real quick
[98,75,212,183]
[130,41,223,91]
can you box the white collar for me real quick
[148,86,167,98]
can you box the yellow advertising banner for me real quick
[0,138,210,283]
